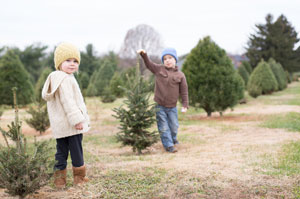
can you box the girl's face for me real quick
[163,55,176,68]
[60,58,79,74]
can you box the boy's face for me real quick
[163,55,176,68]
[60,58,79,74]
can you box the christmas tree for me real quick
[182,36,245,116]
[113,56,159,154]
[25,102,50,135]
[0,50,34,105]
[0,88,54,199]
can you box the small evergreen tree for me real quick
[182,36,244,116]
[268,58,287,90]
[237,64,249,86]
[247,60,278,97]
[216,73,245,115]
[80,44,102,77]
[25,102,50,135]
[113,58,159,154]
[0,50,34,105]
[101,87,116,103]
[286,70,292,83]
[241,61,252,74]
[109,72,125,98]
[0,88,54,199]
[35,67,52,103]
[12,44,48,83]
[86,60,116,96]
[77,72,89,89]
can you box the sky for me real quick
[1,0,300,56]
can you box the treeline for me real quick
[237,14,300,98]
[0,44,155,106]
[181,13,300,116]
[0,14,300,109]
[0,24,163,106]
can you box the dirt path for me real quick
[1,83,300,198]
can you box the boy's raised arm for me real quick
[137,49,161,74]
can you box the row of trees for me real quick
[1,13,300,198]
[238,57,291,98]
[247,58,289,98]
[178,13,300,116]
[246,14,300,73]
[1,13,299,106]
[0,24,163,106]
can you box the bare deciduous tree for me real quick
[119,24,164,75]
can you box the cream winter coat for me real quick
[42,71,90,139]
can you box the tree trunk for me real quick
[207,111,212,117]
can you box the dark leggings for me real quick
[54,134,84,170]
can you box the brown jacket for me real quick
[141,53,189,108]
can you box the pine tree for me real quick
[80,44,102,77]
[182,36,245,116]
[109,72,125,98]
[101,87,116,103]
[0,88,54,199]
[86,59,116,96]
[237,64,249,86]
[247,60,278,98]
[286,70,292,83]
[25,102,50,135]
[0,50,34,105]
[268,58,287,91]
[113,57,159,154]
[12,44,48,83]
[77,72,90,90]
[246,14,300,72]
[241,61,252,74]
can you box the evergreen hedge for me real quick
[247,60,278,98]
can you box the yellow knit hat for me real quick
[54,42,81,70]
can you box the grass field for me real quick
[1,82,300,198]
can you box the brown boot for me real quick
[54,169,67,189]
[72,165,89,185]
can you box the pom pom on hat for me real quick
[54,42,81,70]
[161,48,178,63]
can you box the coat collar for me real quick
[165,65,178,71]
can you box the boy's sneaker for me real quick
[173,140,179,145]
[166,146,178,153]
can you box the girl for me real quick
[42,42,90,188]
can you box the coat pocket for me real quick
[172,76,181,83]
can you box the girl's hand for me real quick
[75,122,83,130]
[137,49,146,55]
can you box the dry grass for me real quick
[1,82,300,198]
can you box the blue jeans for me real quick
[156,105,179,149]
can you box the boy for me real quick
[137,48,188,153]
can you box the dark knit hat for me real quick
[161,48,178,63]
